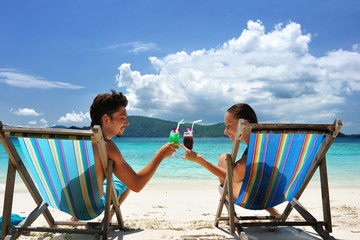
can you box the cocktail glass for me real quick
[168,130,180,147]
[183,131,194,150]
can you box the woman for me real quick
[181,103,279,216]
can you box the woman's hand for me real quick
[181,144,227,179]
[180,144,203,163]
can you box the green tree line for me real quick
[66,116,358,138]
[122,116,226,137]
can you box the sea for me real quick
[1,137,359,192]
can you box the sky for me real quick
[1,0,359,134]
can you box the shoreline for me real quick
[4,176,360,194]
[0,180,359,239]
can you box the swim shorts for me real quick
[101,175,128,205]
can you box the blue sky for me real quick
[1,0,359,134]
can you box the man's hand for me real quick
[157,142,179,159]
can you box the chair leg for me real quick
[319,157,332,232]
[290,198,333,240]
[226,154,236,235]
[236,225,249,240]
[109,188,127,229]
[8,201,48,240]
[108,203,124,230]
[102,160,114,239]
[1,160,16,238]
[214,181,227,227]
[214,154,237,235]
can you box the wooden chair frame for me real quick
[214,119,342,240]
[0,122,124,239]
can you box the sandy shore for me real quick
[1,180,359,240]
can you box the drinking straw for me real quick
[191,119,202,131]
[175,119,184,133]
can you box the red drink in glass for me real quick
[183,132,194,150]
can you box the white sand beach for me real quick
[1,180,360,240]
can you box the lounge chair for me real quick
[0,122,124,239]
[214,119,342,240]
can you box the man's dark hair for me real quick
[227,103,258,123]
[90,89,128,127]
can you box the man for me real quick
[76,89,179,220]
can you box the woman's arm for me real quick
[181,144,246,184]
[181,144,227,179]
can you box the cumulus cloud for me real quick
[116,20,360,124]
[58,111,90,124]
[0,68,84,89]
[40,118,48,127]
[27,119,49,127]
[10,108,41,116]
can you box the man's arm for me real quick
[106,140,178,192]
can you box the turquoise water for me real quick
[1,137,359,191]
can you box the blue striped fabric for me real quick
[18,138,105,220]
[234,133,324,210]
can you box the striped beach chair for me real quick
[0,122,124,239]
[215,119,342,240]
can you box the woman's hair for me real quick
[227,103,258,123]
[90,89,128,127]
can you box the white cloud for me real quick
[352,43,360,52]
[58,111,90,124]
[28,121,37,125]
[0,68,84,89]
[40,118,48,127]
[40,118,48,124]
[120,41,157,54]
[10,108,41,116]
[115,20,360,124]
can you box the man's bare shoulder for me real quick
[104,139,120,152]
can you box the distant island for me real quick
[56,116,226,138]
[55,116,359,138]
